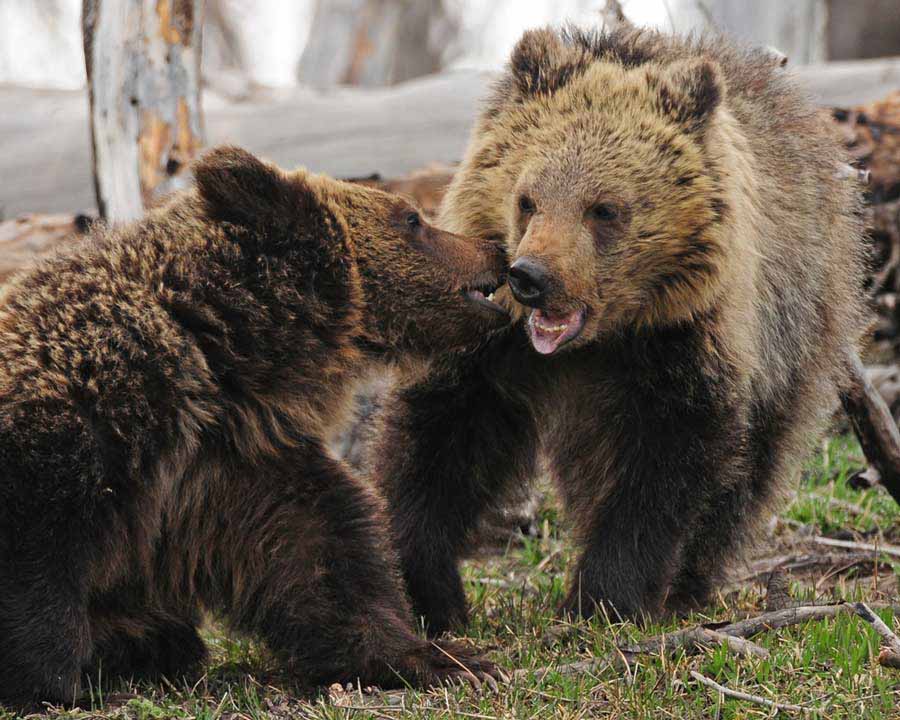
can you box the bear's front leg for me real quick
[87,602,207,685]
[549,358,747,622]
[560,486,693,621]
[0,556,93,706]
[204,438,501,689]
[373,332,540,635]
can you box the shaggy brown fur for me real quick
[0,146,508,705]
[373,26,870,632]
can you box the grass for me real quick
[4,434,899,719]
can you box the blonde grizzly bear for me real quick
[373,26,869,631]
[0,146,508,705]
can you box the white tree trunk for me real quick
[83,0,204,221]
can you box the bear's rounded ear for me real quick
[654,59,723,132]
[193,145,318,228]
[509,27,574,96]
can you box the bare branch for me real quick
[853,602,900,656]
[706,602,900,640]
[690,670,810,714]
[812,536,900,559]
[738,551,892,585]
[840,352,900,506]
[715,603,851,638]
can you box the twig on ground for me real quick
[734,552,888,585]
[689,670,809,714]
[812,535,900,559]
[473,577,518,589]
[513,658,607,680]
[738,552,893,585]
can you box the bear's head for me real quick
[442,27,739,356]
[193,146,509,356]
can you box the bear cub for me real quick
[373,25,869,632]
[0,146,509,705]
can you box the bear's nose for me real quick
[508,257,549,306]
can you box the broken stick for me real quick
[840,352,900,506]
[690,671,809,714]
[852,602,900,671]
[812,535,900,559]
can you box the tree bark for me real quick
[82,0,204,222]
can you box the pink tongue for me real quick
[529,309,583,355]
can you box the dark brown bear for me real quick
[0,146,509,705]
[372,26,869,632]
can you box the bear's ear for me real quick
[653,59,723,131]
[510,27,582,96]
[193,145,319,228]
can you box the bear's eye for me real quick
[518,195,536,215]
[589,203,619,222]
[405,212,422,230]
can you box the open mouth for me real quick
[527,307,586,355]
[462,276,508,317]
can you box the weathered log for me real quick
[82,0,204,221]
[840,352,900,505]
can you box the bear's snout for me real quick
[508,256,550,307]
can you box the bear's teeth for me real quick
[535,317,568,332]
[487,292,495,302]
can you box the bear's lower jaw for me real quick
[527,307,586,355]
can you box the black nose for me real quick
[508,257,549,306]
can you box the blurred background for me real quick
[4,0,900,92]
[1,0,899,218]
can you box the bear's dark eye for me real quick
[518,195,536,215]
[405,212,422,230]
[590,203,619,222]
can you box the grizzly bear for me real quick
[0,146,508,705]
[372,26,869,631]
